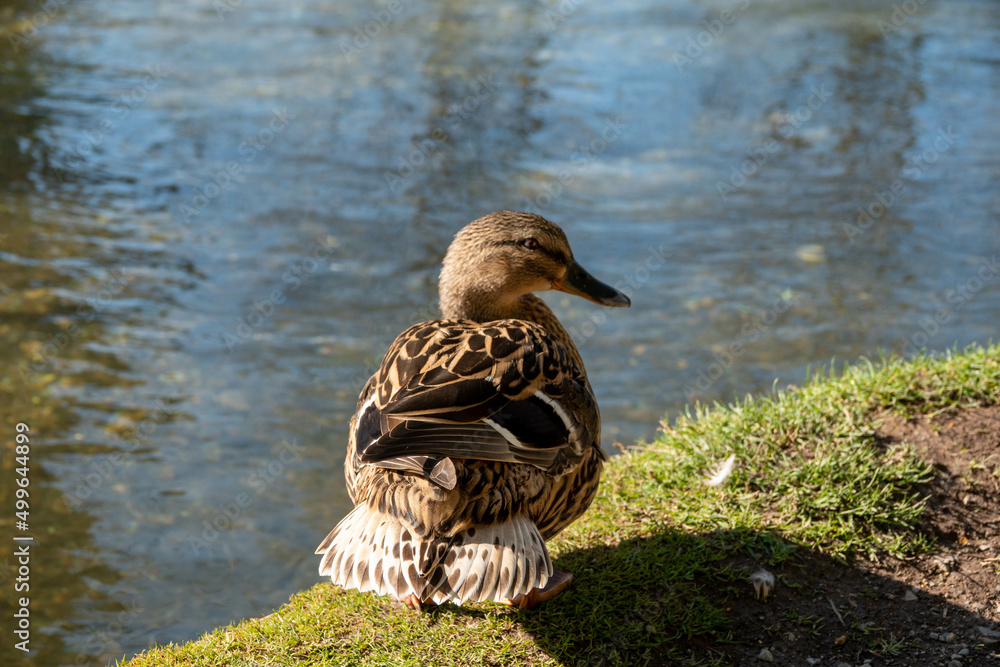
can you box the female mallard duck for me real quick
[317,210,630,610]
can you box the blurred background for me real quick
[0,0,997,663]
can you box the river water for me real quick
[0,0,998,663]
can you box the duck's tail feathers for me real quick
[316,505,552,605]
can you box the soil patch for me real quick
[710,406,1000,666]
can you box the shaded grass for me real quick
[120,344,999,667]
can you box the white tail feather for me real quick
[479,529,505,602]
[317,505,551,605]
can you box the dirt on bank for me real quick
[714,405,1000,667]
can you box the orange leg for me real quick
[401,593,423,611]
[501,570,574,610]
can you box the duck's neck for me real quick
[439,283,518,323]
[439,290,586,372]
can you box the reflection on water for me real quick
[0,0,998,663]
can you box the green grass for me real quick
[120,344,1000,667]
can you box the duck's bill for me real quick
[553,258,631,307]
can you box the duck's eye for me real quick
[521,238,540,250]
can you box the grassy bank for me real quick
[121,344,1000,667]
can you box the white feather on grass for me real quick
[704,454,738,487]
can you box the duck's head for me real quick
[439,210,631,321]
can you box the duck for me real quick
[316,210,630,610]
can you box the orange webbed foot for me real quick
[501,570,574,610]
[401,593,423,612]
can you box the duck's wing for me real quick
[355,320,601,482]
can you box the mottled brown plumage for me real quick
[317,211,630,609]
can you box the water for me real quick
[0,0,997,663]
